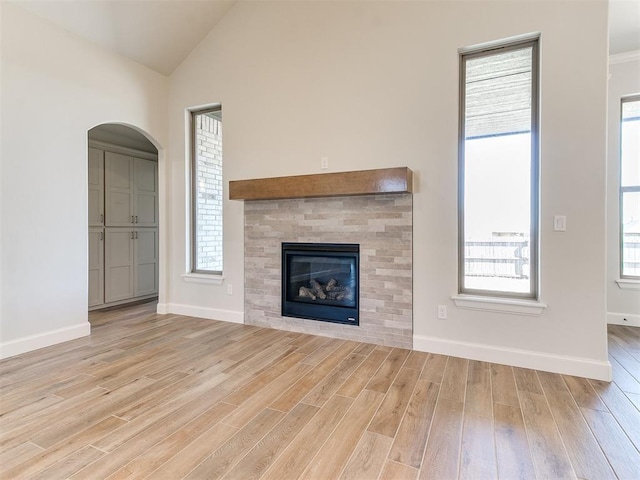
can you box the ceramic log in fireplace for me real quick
[281,243,359,326]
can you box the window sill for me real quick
[451,294,547,316]
[181,273,224,285]
[616,279,640,291]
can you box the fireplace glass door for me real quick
[282,243,359,325]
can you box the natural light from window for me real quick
[621,98,640,278]
[192,108,223,274]
[464,133,531,293]
[460,41,538,297]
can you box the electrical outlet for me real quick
[437,305,447,320]
[321,156,328,170]
[554,215,566,231]
[226,284,233,295]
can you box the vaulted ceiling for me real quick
[610,0,640,55]
[11,0,237,75]
[9,0,640,76]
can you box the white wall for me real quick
[0,3,169,357]
[167,1,611,379]
[607,53,640,327]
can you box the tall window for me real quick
[191,107,223,274]
[621,96,640,279]
[459,38,539,298]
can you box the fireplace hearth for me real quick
[282,243,359,326]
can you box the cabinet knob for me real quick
[100,214,104,223]
[131,231,134,240]
[131,215,135,223]
[135,215,138,223]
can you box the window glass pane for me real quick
[622,191,640,278]
[193,109,223,273]
[621,100,640,187]
[461,44,535,296]
[464,133,531,293]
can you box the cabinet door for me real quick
[88,148,104,226]
[134,228,158,297]
[105,228,134,303]
[88,228,104,307]
[105,152,134,226]
[134,158,158,227]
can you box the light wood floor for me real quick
[1,302,639,480]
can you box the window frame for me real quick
[190,105,223,275]
[458,37,540,300]
[620,95,640,280]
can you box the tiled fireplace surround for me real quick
[243,194,413,349]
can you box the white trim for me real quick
[607,312,640,327]
[458,32,541,54]
[413,334,611,381]
[88,140,158,161]
[156,303,169,314]
[181,273,224,285]
[609,50,640,65]
[157,147,168,311]
[616,278,640,290]
[165,303,244,324]
[0,322,91,360]
[451,294,547,316]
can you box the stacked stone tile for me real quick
[244,194,412,348]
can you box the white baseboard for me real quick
[413,334,612,381]
[607,312,640,327]
[156,303,169,314]
[0,322,91,360]
[164,303,244,324]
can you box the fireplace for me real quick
[281,243,359,326]
[243,195,412,348]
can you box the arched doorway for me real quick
[87,124,160,311]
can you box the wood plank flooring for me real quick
[1,302,639,479]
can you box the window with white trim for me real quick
[191,106,223,274]
[459,38,539,299]
[621,96,640,279]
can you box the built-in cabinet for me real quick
[89,143,158,309]
[104,228,158,303]
[88,227,104,307]
[88,148,105,227]
[105,152,158,227]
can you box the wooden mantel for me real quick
[229,167,412,201]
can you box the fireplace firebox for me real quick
[282,243,359,326]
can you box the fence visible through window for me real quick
[623,233,640,277]
[463,235,529,292]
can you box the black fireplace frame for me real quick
[281,242,359,326]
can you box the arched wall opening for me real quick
[87,123,166,317]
